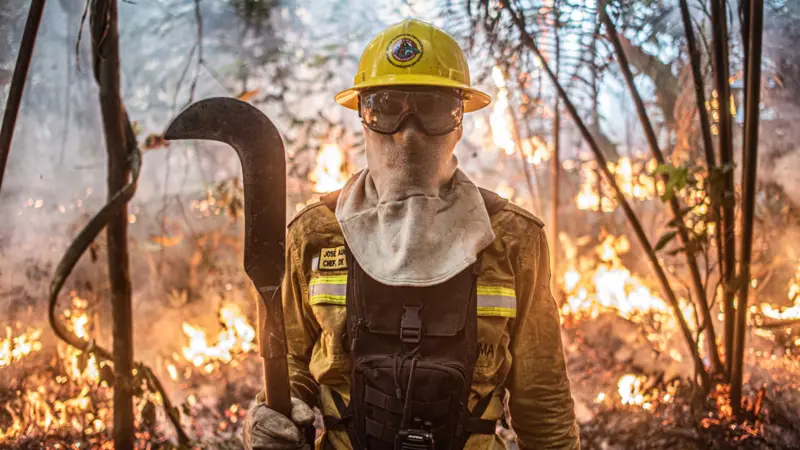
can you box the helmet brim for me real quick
[335,74,492,113]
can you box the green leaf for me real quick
[654,231,678,252]
[653,163,676,176]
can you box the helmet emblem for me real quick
[386,34,423,67]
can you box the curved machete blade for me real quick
[164,97,290,415]
[165,97,285,287]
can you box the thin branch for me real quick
[0,0,46,193]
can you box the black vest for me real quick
[321,189,506,450]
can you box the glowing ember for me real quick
[311,143,348,193]
[167,362,179,381]
[181,303,256,368]
[760,265,800,321]
[0,326,43,368]
[490,66,516,155]
[594,392,607,404]
[617,373,647,406]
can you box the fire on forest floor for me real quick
[1,227,800,448]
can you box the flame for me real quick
[58,295,101,383]
[617,373,647,406]
[561,235,671,320]
[311,143,348,193]
[760,265,800,321]
[521,136,551,165]
[573,157,660,212]
[181,303,256,369]
[560,234,694,356]
[490,66,516,155]
[1,294,118,442]
[0,326,43,368]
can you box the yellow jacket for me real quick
[281,190,580,450]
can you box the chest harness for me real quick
[319,189,508,450]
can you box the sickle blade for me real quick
[165,97,291,416]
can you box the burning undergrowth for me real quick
[0,183,266,448]
[1,170,800,448]
[556,227,800,449]
[0,285,263,448]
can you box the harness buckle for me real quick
[400,304,422,344]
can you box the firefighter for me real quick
[244,18,579,450]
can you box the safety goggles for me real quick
[358,87,464,136]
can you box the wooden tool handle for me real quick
[258,285,292,417]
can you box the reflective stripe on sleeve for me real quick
[309,274,347,305]
[477,285,517,318]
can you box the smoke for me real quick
[0,0,414,373]
[0,0,260,367]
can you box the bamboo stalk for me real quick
[599,2,724,375]
[731,0,763,418]
[506,5,709,387]
[678,0,730,377]
[509,107,544,217]
[0,0,45,193]
[91,1,134,447]
[709,0,737,378]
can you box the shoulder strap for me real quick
[320,187,508,216]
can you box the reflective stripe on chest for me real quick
[309,273,516,318]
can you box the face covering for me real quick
[335,119,495,287]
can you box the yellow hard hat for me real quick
[335,19,492,113]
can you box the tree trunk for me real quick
[709,0,738,382]
[91,1,134,448]
[0,0,45,193]
[731,0,763,418]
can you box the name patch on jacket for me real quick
[319,246,347,271]
[477,343,496,359]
